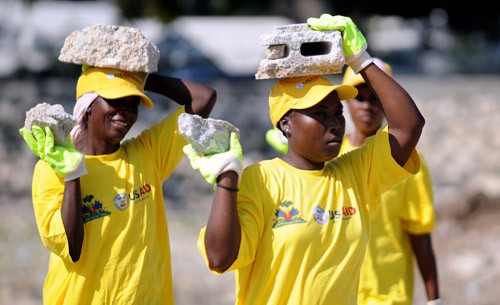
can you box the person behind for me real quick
[341,59,441,305]
[19,63,216,302]
[183,14,425,305]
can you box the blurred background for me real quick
[1,0,499,304]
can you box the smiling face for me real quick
[279,91,345,170]
[85,95,140,154]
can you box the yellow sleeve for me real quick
[32,160,72,262]
[129,106,187,180]
[399,154,436,233]
[364,126,421,210]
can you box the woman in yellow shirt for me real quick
[341,58,441,305]
[184,14,425,305]
[19,26,216,304]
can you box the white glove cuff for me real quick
[426,298,443,305]
[64,155,88,181]
[215,154,243,183]
[348,50,373,74]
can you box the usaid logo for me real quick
[295,76,320,90]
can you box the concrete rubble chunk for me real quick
[58,24,160,73]
[24,103,76,146]
[255,23,345,79]
[178,113,239,155]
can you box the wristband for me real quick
[216,183,239,192]
[348,50,373,74]
[426,298,442,305]
[64,155,88,181]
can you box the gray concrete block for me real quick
[255,23,345,79]
[178,113,239,155]
[58,24,160,73]
[24,103,75,146]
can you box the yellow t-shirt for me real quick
[340,133,436,305]
[31,107,187,305]
[198,127,420,305]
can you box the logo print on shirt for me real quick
[312,205,328,225]
[113,193,129,211]
[273,200,307,228]
[82,194,111,223]
[127,183,152,202]
[311,205,358,224]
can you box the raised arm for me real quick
[360,63,425,165]
[19,126,87,262]
[308,14,425,166]
[204,171,241,272]
[145,73,216,118]
[183,132,243,272]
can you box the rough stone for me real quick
[58,24,160,73]
[178,113,239,155]
[255,23,345,79]
[24,103,75,146]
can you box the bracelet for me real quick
[216,183,239,192]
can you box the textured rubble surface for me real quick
[24,102,75,146]
[256,23,345,79]
[58,24,160,73]
[178,113,239,155]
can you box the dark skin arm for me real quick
[62,74,216,262]
[62,179,84,262]
[204,171,241,272]
[145,73,216,117]
[409,233,440,301]
[151,73,236,271]
[360,63,425,166]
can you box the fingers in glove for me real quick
[43,126,55,158]
[183,144,202,164]
[183,144,196,156]
[229,132,243,160]
[19,128,39,156]
[31,125,47,160]
[307,14,344,31]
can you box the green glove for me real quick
[307,14,373,73]
[20,125,87,181]
[265,128,288,155]
[183,132,243,185]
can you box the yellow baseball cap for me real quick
[269,75,358,127]
[342,58,393,87]
[76,66,154,108]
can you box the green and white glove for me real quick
[265,128,288,155]
[307,14,373,73]
[19,125,87,181]
[183,132,243,185]
[426,299,443,305]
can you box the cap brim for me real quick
[97,87,154,108]
[334,84,358,100]
[343,75,365,88]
